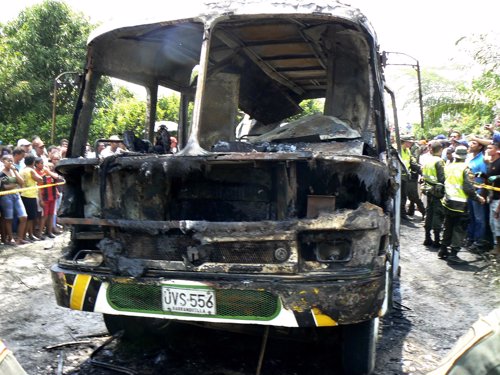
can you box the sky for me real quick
[1,0,498,125]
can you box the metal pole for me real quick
[415,60,425,130]
[385,84,401,155]
[384,52,424,129]
[51,71,79,144]
[51,79,58,144]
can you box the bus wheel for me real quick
[103,314,170,340]
[340,318,378,375]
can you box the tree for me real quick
[463,33,500,118]
[411,32,500,140]
[88,87,183,144]
[285,99,324,122]
[157,94,181,123]
[90,86,146,142]
[0,0,93,144]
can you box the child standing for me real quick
[34,158,60,238]
[20,155,43,241]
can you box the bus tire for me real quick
[103,314,170,340]
[341,318,378,375]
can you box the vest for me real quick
[442,162,468,212]
[401,147,411,170]
[422,155,442,185]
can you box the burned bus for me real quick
[51,1,402,373]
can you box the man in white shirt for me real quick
[100,136,127,158]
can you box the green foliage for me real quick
[416,32,500,139]
[0,2,195,145]
[285,99,324,122]
[0,0,92,144]
[157,94,181,123]
[89,86,182,144]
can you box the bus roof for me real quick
[88,0,375,45]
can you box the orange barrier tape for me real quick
[0,181,65,196]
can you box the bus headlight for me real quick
[314,239,351,262]
[299,232,352,263]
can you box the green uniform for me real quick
[401,147,424,217]
[422,155,445,231]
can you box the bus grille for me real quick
[121,234,289,264]
[107,282,280,320]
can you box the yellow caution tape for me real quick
[0,181,65,196]
[474,183,500,192]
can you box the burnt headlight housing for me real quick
[299,231,352,263]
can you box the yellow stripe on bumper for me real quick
[312,307,338,327]
[70,274,92,310]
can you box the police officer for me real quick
[438,146,486,263]
[422,140,445,247]
[400,135,424,220]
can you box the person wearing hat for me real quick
[16,139,32,157]
[400,134,425,220]
[434,134,447,140]
[31,137,49,163]
[100,135,127,158]
[438,145,486,264]
[16,139,31,148]
[421,140,445,247]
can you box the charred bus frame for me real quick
[51,2,402,373]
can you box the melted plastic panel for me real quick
[170,163,275,221]
[100,157,169,221]
[298,159,390,211]
[88,154,389,223]
[62,202,388,277]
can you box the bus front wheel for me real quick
[340,318,378,374]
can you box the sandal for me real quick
[17,240,30,245]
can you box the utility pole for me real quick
[383,52,424,130]
[51,71,79,144]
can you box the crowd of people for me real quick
[400,118,500,264]
[0,136,65,246]
[0,128,180,246]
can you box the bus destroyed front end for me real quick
[52,119,394,327]
[51,1,399,332]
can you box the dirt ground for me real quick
[0,215,498,375]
